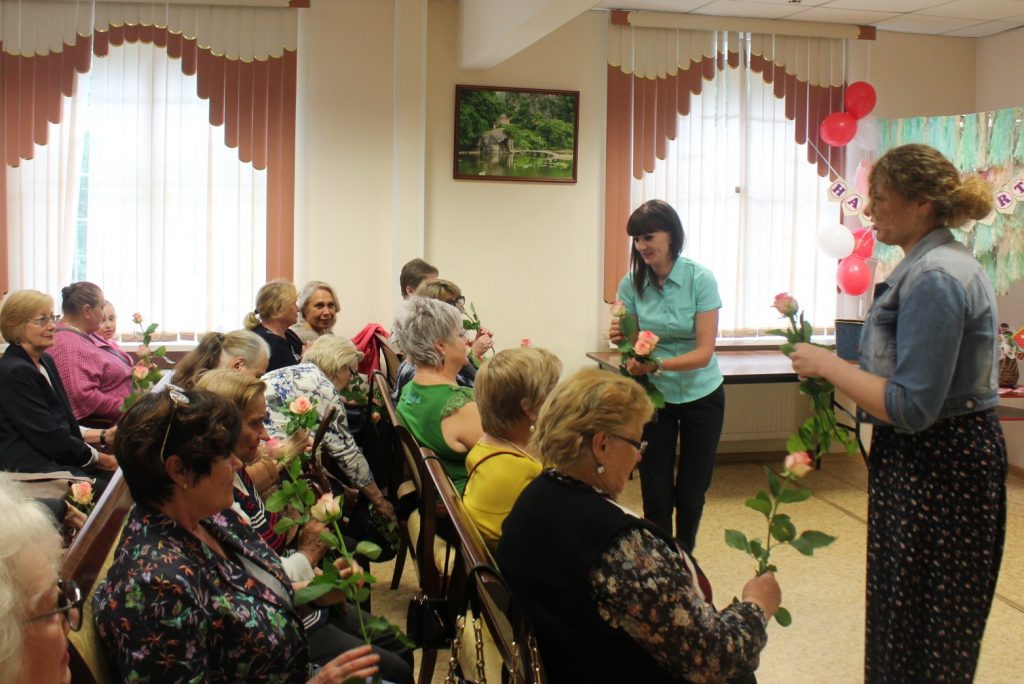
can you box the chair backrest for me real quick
[375,332,402,386]
[422,457,546,684]
[60,469,135,684]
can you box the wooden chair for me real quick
[60,469,135,684]
[423,457,546,684]
[375,332,403,387]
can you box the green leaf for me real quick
[354,540,383,561]
[273,517,299,534]
[764,466,781,498]
[749,538,767,561]
[619,314,637,341]
[801,320,813,342]
[319,531,340,549]
[364,616,390,638]
[777,486,812,504]
[775,606,792,627]
[724,529,750,553]
[153,346,167,357]
[779,342,794,357]
[294,582,337,606]
[770,515,796,542]
[786,434,808,454]
[797,530,836,549]
[765,328,787,337]
[744,495,772,518]
[264,490,290,513]
[353,586,371,603]
[144,323,159,336]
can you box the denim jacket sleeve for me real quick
[883,269,967,432]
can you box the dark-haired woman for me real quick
[94,388,381,683]
[48,282,132,426]
[608,200,724,553]
[790,144,1006,682]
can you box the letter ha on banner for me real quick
[828,178,849,202]
[842,194,865,215]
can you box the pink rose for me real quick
[310,493,343,522]
[132,312,143,324]
[70,481,93,505]
[371,410,382,423]
[289,396,313,415]
[633,339,652,356]
[637,330,659,346]
[136,345,151,357]
[132,363,149,380]
[772,293,799,317]
[610,300,627,318]
[784,451,814,478]
[520,338,531,348]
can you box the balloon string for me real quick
[807,135,845,180]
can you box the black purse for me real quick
[406,593,451,650]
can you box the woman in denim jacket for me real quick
[791,144,1006,683]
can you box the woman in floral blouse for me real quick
[497,369,780,684]
[93,387,381,683]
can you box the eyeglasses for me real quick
[158,385,190,462]
[28,314,61,327]
[24,579,83,632]
[609,433,648,457]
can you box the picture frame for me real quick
[453,84,579,183]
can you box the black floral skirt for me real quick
[865,409,1007,683]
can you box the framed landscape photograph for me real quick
[454,85,579,183]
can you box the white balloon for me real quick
[818,224,855,259]
[852,115,879,151]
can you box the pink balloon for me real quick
[844,81,877,120]
[837,256,872,296]
[852,228,874,259]
[820,112,858,147]
[854,159,871,197]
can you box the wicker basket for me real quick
[999,356,1019,388]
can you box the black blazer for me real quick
[0,345,93,474]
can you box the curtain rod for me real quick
[607,9,876,41]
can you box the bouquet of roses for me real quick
[122,313,170,411]
[610,301,666,408]
[724,451,836,626]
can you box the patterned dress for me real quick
[94,506,311,683]
[865,411,1007,682]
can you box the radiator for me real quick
[720,384,806,442]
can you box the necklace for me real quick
[62,321,85,334]
[487,433,532,457]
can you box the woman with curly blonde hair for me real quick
[790,143,1006,682]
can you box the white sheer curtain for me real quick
[7,41,266,334]
[632,54,841,337]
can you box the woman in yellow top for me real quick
[463,347,562,552]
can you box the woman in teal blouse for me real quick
[609,200,725,552]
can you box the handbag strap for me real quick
[466,450,521,479]
[444,562,497,684]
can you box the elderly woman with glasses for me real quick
[262,335,396,529]
[498,369,781,684]
[93,388,382,684]
[393,296,484,495]
[0,290,118,482]
[0,477,84,684]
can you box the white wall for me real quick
[976,26,1024,112]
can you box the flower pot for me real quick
[835,319,863,362]
[999,357,1019,388]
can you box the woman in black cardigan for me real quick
[0,290,117,482]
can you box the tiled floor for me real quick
[372,453,1024,683]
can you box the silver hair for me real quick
[0,477,63,682]
[302,334,363,378]
[391,296,462,368]
[221,329,271,367]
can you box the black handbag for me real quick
[406,593,450,650]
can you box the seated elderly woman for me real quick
[196,370,413,683]
[245,280,304,372]
[154,329,270,391]
[393,296,483,495]
[291,280,340,344]
[463,347,561,552]
[392,279,493,401]
[0,477,83,684]
[497,369,781,684]
[93,388,382,683]
[0,290,118,482]
[262,335,396,534]
[48,282,132,426]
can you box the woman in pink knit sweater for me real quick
[48,282,132,427]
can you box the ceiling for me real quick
[596,0,1024,37]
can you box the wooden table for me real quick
[586,350,798,385]
[996,405,1024,422]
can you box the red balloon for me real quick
[845,81,877,120]
[820,112,858,147]
[837,256,872,296]
[852,228,874,259]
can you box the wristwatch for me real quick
[99,429,108,448]
[653,359,665,376]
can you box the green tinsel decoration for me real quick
[958,114,980,170]
[987,109,1015,167]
